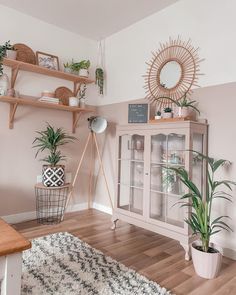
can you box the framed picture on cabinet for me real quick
[36,51,59,71]
[128,103,149,123]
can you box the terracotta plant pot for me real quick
[42,165,65,187]
[191,241,222,279]
[162,112,172,119]
[6,50,17,60]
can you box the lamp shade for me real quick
[88,116,107,134]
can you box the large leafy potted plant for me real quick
[33,124,76,187]
[169,151,235,279]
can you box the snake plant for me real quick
[169,151,236,252]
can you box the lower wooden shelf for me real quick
[0,95,95,133]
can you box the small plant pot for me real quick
[177,107,190,118]
[155,115,162,120]
[42,165,65,187]
[191,241,222,279]
[6,50,17,60]
[64,67,72,74]
[162,112,173,119]
[79,69,89,77]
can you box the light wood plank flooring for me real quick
[14,209,236,295]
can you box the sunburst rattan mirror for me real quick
[144,37,203,109]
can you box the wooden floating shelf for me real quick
[3,58,95,85]
[0,95,95,133]
[149,117,193,123]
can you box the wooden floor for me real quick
[14,209,236,295]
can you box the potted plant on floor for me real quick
[33,124,76,187]
[169,151,236,279]
[163,107,172,118]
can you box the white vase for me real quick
[79,69,89,77]
[6,50,17,60]
[191,241,222,279]
[162,112,172,119]
[79,98,86,108]
[64,68,72,74]
[69,96,79,107]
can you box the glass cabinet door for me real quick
[117,134,145,216]
[150,133,186,228]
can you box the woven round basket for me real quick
[55,87,74,105]
[13,43,36,64]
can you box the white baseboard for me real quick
[92,202,112,215]
[1,202,111,224]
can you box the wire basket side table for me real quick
[35,183,70,224]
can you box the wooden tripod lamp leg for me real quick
[66,132,92,209]
[93,132,114,211]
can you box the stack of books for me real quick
[38,96,59,104]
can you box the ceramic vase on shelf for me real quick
[176,106,190,118]
[69,96,79,107]
[0,74,9,96]
[79,98,86,108]
[6,50,17,60]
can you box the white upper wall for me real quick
[0,4,98,105]
[101,0,236,105]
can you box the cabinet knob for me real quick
[145,172,149,176]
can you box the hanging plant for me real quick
[95,67,104,95]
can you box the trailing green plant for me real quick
[169,151,236,253]
[79,84,87,99]
[95,67,104,95]
[33,124,76,166]
[164,93,200,114]
[164,107,172,113]
[0,40,15,76]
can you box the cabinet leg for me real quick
[180,242,191,261]
[111,214,119,230]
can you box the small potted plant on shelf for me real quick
[165,93,200,118]
[155,110,162,120]
[63,61,72,74]
[169,151,236,279]
[3,41,17,60]
[78,60,90,77]
[163,107,172,118]
[33,124,76,187]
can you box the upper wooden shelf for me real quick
[3,58,95,84]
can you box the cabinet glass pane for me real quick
[117,184,143,215]
[118,160,144,188]
[192,133,204,194]
[150,192,165,222]
[151,134,167,164]
[167,133,185,165]
[119,134,144,161]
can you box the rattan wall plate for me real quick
[13,43,36,64]
[55,86,73,105]
[144,37,203,109]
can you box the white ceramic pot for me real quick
[162,112,172,119]
[64,67,72,74]
[6,50,17,60]
[69,96,79,107]
[191,241,222,279]
[177,107,190,118]
[155,115,162,120]
[79,98,86,108]
[79,69,89,77]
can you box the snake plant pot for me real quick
[79,69,89,77]
[162,112,172,119]
[6,50,17,60]
[191,241,222,279]
[177,107,190,118]
[42,165,65,187]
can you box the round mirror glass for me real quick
[159,61,182,89]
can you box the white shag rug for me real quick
[21,232,172,295]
